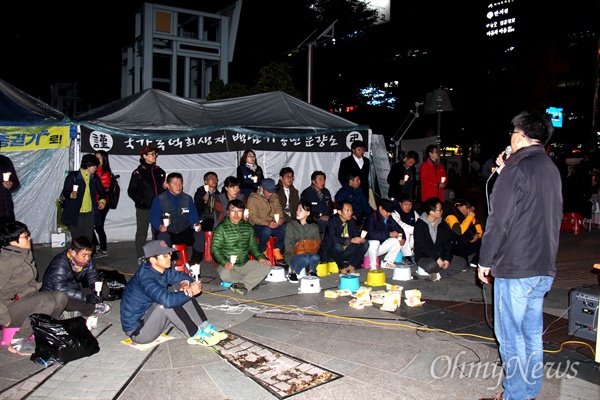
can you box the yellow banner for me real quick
[0,126,70,151]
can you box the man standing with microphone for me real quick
[478,110,562,400]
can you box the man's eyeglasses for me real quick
[19,233,30,240]
[228,208,244,214]
[434,209,443,212]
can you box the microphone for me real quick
[502,145,513,161]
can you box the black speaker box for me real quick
[567,286,599,342]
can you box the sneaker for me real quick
[430,272,441,282]
[470,263,478,268]
[230,283,247,296]
[92,302,111,316]
[187,329,220,346]
[308,270,318,277]
[203,323,229,341]
[8,338,35,356]
[95,250,108,258]
[287,273,299,283]
[381,261,396,270]
[403,256,415,267]
[416,266,430,276]
[272,248,284,261]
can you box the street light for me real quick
[391,101,422,162]
[423,89,453,147]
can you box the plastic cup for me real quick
[94,281,102,296]
[441,177,446,183]
[230,255,237,264]
[189,264,200,277]
[274,214,280,223]
[361,230,368,238]
[2,172,10,181]
[194,224,201,232]
[243,209,249,218]
[163,218,170,227]
[404,174,409,181]
[204,184,209,192]
[72,184,79,191]
[86,316,98,330]
[251,176,258,183]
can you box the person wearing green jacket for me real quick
[211,199,271,295]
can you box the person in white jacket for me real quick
[391,193,419,266]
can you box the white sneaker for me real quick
[381,261,396,270]
[430,272,441,281]
[416,266,430,276]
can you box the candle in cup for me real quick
[230,255,237,264]
[189,264,200,279]
[404,174,409,181]
[163,218,170,227]
[274,214,280,223]
[72,184,79,192]
[204,184,209,192]
[361,230,368,238]
[441,177,446,183]
[193,223,201,232]
[2,172,10,181]
[94,281,102,296]
[243,209,249,218]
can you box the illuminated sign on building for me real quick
[485,0,516,37]
[360,0,390,24]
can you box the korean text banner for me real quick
[80,127,369,155]
[0,126,70,151]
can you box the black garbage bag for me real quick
[29,313,100,366]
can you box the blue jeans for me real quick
[493,276,554,400]
[253,223,286,252]
[289,254,320,275]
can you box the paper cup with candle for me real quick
[194,223,201,232]
[251,176,258,183]
[94,281,103,296]
[243,209,249,218]
[361,230,368,239]
[204,184,209,192]
[189,264,200,279]
[2,172,11,181]
[441,177,446,183]
[162,217,170,227]
[230,255,237,264]
[404,174,409,181]
[274,214,280,223]
[72,184,79,192]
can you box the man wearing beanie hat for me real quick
[247,178,287,263]
[128,145,167,258]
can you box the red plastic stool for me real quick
[204,231,213,262]
[250,236,277,265]
[561,213,585,235]
[172,244,189,274]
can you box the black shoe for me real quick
[308,271,318,277]
[287,273,299,283]
[230,283,247,296]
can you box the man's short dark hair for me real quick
[351,140,366,150]
[311,170,326,181]
[398,193,413,204]
[0,221,29,246]
[423,197,442,213]
[405,150,419,163]
[81,154,100,169]
[167,172,183,183]
[346,172,360,183]
[71,236,94,253]
[203,171,217,181]
[336,199,352,211]
[279,167,294,177]
[425,144,439,157]
[227,199,245,210]
[511,110,554,145]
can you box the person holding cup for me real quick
[61,154,107,242]
[236,149,264,199]
[387,150,419,203]
[0,152,20,225]
[419,144,447,203]
[42,236,111,317]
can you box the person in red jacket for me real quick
[419,144,447,202]
[93,151,112,258]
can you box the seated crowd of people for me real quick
[1,142,484,356]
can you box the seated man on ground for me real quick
[42,235,111,318]
[283,202,321,282]
[0,221,68,356]
[390,193,419,266]
[212,199,271,296]
[321,200,369,274]
[42,236,110,317]
[362,198,405,270]
[247,178,286,263]
[150,172,204,265]
[193,171,220,232]
[334,172,374,227]
[120,240,227,346]
[300,170,334,237]
[413,197,467,281]
[444,198,483,268]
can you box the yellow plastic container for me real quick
[327,261,339,274]
[316,262,329,277]
[364,269,386,287]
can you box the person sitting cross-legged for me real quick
[150,172,205,264]
[321,200,369,275]
[120,240,227,346]
[444,198,483,269]
[413,197,467,281]
[212,199,271,296]
[247,178,286,263]
[390,193,419,266]
[363,198,405,270]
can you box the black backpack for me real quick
[108,174,121,210]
